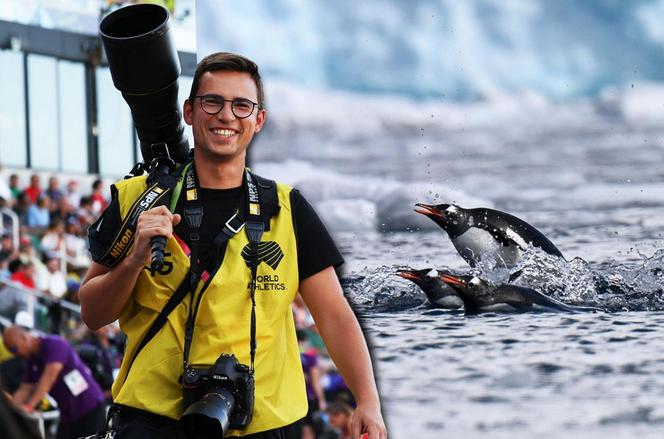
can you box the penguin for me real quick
[396,268,463,309]
[437,271,601,315]
[415,203,564,269]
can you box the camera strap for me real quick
[119,162,278,386]
[181,168,265,374]
[96,161,191,268]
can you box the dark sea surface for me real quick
[254,91,664,438]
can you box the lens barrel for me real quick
[179,390,235,439]
[99,3,189,164]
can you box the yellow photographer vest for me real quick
[110,174,307,436]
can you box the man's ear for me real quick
[255,108,267,133]
[183,99,193,125]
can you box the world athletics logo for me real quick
[241,241,285,270]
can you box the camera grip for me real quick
[150,235,167,271]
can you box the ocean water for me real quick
[251,84,664,438]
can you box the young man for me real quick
[80,52,386,439]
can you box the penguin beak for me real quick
[439,274,466,287]
[396,270,421,281]
[414,203,444,219]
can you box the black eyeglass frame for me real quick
[194,94,260,119]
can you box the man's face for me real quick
[184,70,266,163]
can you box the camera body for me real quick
[181,353,254,431]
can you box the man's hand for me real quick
[128,206,181,266]
[352,403,387,439]
[80,206,181,330]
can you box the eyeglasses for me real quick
[195,94,259,119]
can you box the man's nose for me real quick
[217,101,236,121]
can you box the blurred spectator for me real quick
[8,174,21,200]
[326,402,354,439]
[63,218,90,269]
[323,368,355,408]
[298,329,328,431]
[17,236,48,286]
[53,196,74,225]
[1,233,16,263]
[23,175,42,204]
[45,176,64,207]
[76,197,96,227]
[12,192,31,225]
[40,218,65,257]
[26,197,51,229]
[89,179,106,216]
[3,326,106,439]
[75,325,120,402]
[64,180,81,210]
[38,255,67,300]
[8,259,35,290]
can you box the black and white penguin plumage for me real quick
[437,271,601,315]
[396,268,463,309]
[415,203,564,268]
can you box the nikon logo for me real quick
[110,228,133,258]
[241,241,284,270]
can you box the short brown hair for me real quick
[188,52,265,108]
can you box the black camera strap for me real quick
[120,163,278,387]
[96,162,191,268]
[181,168,265,374]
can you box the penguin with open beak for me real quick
[437,271,601,315]
[415,203,564,269]
[396,268,463,309]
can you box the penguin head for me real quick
[438,271,488,295]
[415,203,469,237]
[396,267,440,289]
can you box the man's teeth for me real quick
[211,128,236,137]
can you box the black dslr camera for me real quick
[179,354,255,437]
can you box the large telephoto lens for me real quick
[179,389,235,439]
[99,3,189,164]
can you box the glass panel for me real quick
[96,66,134,177]
[58,60,87,173]
[0,51,27,167]
[27,54,60,170]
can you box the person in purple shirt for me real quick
[3,325,105,439]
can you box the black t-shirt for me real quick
[89,183,343,281]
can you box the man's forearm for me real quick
[12,383,34,405]
[79,256,144,330]
[300,268,382,408]
[315,305,381,408]
[25,363,63,408]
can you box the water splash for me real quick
[341,247,664,313]
[341,265,427,312]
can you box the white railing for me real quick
[0,207,19,250]
[0,278,81,332]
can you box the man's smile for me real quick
[210,127,240,138]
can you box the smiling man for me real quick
[80,52,386,439]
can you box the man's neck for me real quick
[194,152,245,189]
